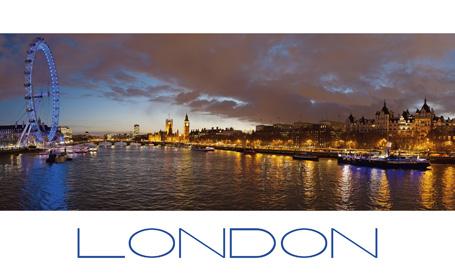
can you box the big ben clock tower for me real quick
[184,113,190,141]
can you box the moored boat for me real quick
[292,153,319,161]
[73,145,89,154]
[114,141,127,147]
[242,148,256,155]
[129,142,141,148]
[99,141,112,148]
[338,141,430,170]
[429,155,455,164]
[337,154,430,170]
[191,146,215,152]
[46,151,72,164]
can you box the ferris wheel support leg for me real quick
[16,123,31,147]
[25,124,32,144]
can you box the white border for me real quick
[0,211,453,276]
[2,2,455,276]
[1,0,455,33]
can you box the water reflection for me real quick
[376,170,392,210]
[420,170,436,210]
[442,166,455,209]
[0,148,455,210]
[22,157,68,210]
[297,160,317,209]
[339,165,353,209]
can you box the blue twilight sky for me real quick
[1,34,455,134]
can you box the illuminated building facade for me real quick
[0,124,25,146]
[133,124,140,137]
[347,99,448,137]
[375,101,393,135]
[346,98,455,148]
[58,126,73,144]
[165,118,173,135]
[414,98,435,139]
[251,122,337,148]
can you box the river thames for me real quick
[0,146,454,210]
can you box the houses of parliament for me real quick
[147,114,190,143]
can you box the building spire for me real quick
[383,99,387,108]
[424,96,427,105]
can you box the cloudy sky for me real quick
[1,34,455,134]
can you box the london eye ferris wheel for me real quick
[17,37,60,147]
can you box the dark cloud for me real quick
[2,34,455,125]
[105,84,180,102]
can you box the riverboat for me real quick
[292,153,319,161]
